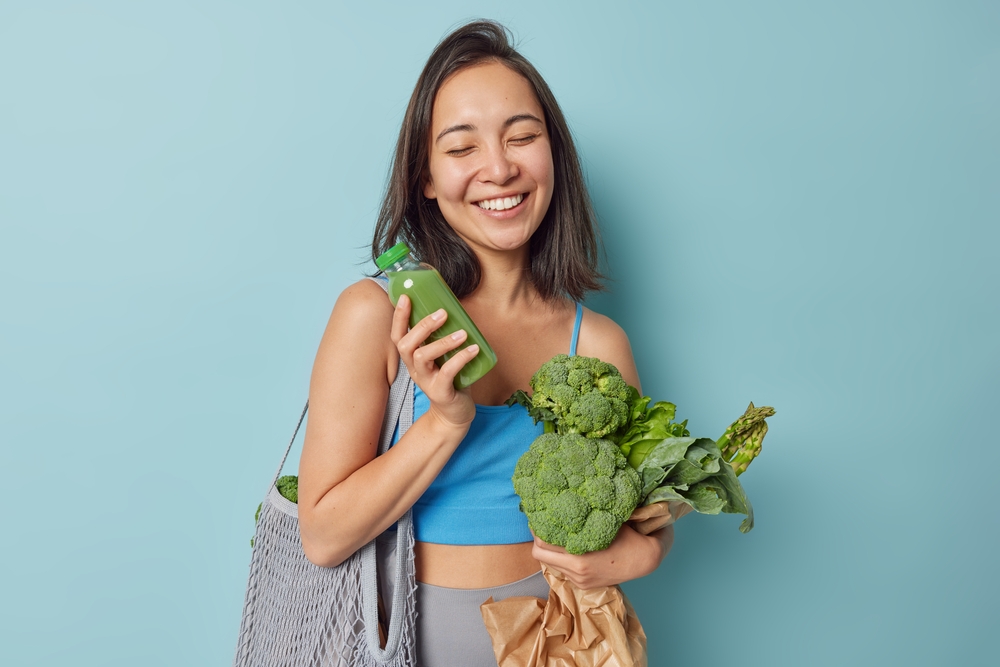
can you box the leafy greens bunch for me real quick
[508,354,774,554]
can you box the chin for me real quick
[486,231,535,252]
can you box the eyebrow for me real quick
[435,113,544,143]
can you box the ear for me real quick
[423,176,437,200]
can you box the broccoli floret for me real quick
[512,433,641,554]
[252,475,299,547]
[526,354,631,439]
[253,476,299,526]
[275,475,298,503]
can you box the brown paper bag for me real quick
[480,564,647,667]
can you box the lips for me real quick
[475,193,525,211]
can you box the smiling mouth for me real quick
[475,193,526,211]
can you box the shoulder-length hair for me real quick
[371,20,604,301]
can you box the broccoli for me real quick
[512,433,642,554]
[509,354,632,439]
[275,475,298,503]
[252,475,299,547]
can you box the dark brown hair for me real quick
[371,20,604,301]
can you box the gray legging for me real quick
[377,532,549,667]
[416,570,550,667]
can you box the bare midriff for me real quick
[415,541,540,588]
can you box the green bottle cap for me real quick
[375,242,411,271]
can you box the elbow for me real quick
[301,535,351,569]
[299,510,356,568]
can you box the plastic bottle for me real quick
[376,242,497,389]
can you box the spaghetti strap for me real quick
[569,302,583,356]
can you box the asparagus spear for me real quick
[717,402,776,476]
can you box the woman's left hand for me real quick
[531,523,673,590]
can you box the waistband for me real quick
[416,569,549,605]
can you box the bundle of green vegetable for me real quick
[508,354,774,554]
[252,475,298,546]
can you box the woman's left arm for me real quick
[530,307,674,589]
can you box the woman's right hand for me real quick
[300,282,479,567]
[391,294,478,431]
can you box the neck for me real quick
[465,246,537,309]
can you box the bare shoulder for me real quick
[332,277,394,323]
[316,277,398,388]
[576,307,641,391]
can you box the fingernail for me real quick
[450,330,466,341]
[467,344,479,354]
[431,309,446,321]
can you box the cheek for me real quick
[428,159,473,204]
[523,145,555,189]
[527,151,555,204]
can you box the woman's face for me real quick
[423,61,555,258]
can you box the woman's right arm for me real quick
[298,279,478,567]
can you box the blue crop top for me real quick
[393,302,584,545]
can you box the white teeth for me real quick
[477,193,524,211]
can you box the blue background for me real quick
[2,1,997,665]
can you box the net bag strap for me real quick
[364,356,413,661]
[364,274,414,661]
[264,275,414,662]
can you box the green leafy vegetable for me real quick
[510,354,775,549]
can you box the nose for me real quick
[480,144,519,185]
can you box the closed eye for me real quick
[509,133,540,145]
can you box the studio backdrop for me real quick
[1,2,997,665]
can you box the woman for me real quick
[298,20,675,666]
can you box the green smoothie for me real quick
[386,267,497,389]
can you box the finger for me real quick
[397,308,448,357]
[532,550,588,584]
[412,328,468,364]
[413,307,448,339]
[396,310,447,371]
[540,563,564,579]
[532,535,567,554]
[671,502,694,520]
[531,541,581,573]
[434,343,480,384]
[390,294,412,346]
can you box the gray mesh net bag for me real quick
[233,300,417,665]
